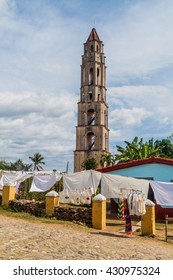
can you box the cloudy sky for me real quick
[0,0,173,172]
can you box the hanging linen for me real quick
[150,181,173,207]
[29,174,59,192]
[101,173,149,199]
[63,170,101,194]
[59,186,92,205]
[127,191,146,216]
[0,171,32,188]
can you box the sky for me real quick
[1,0,173,172]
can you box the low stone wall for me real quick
[8,200,45,217]
[54,206,92,226]
[6,200,92,226]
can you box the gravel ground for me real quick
[0,215,173,260]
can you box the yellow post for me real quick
[2,186,16,207]
[141,199,155,236]
[46,190,59,216]
[92,194,106,230]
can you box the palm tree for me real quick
[29,153,45,171]
[100,152,114,167]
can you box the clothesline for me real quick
[0,169,173,207]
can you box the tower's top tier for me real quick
[86,28,101,42]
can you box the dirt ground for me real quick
[0,213,173,260]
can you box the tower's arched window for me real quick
[86,132,95,150]
[105,133,107,150]
[89,68,93,85]
[87,109,95,125]
[91,45,94,51]
[83,68,85,85]
[97,67,100,85]
[104,110,107,126]
[97,45,99,52]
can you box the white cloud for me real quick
[108,85,173,142]
[109,107,150,126]
[103,0,173,83]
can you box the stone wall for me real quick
[54,206,92,226]
[7,200,92,226]
[8,200,45,217]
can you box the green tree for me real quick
[9,159,32,171]
[155,139,173,158]
[81,157,98,170]
[0,160,8,170]
[29,153,45,171]
[114,137,159,164]
[100,152,114,167]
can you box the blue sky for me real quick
[1,0,173,172]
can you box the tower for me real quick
[74,28,109,172]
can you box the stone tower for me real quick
[74,28,109,172]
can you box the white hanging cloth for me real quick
[62,170,101,194]
[0,171,32,188]
[29,173,62,192]
[101,173,149,199]
[150,181,173,207]
[128,191,146,216]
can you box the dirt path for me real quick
[0,215,173,260]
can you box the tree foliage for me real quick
[154,139,173,159]
[100,136,173,167]
[81,157,98,170]
[100,152,115,167]
[114,137,159,164]
[29,153,45,171]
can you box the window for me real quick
[86,132,95,150]
[89,68,93,85]
[87,109,95,125]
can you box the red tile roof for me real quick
[97,157,173,173]
[87,28,100,42]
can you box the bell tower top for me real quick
[87,28,101,42]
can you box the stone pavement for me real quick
[0,215,173,260]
